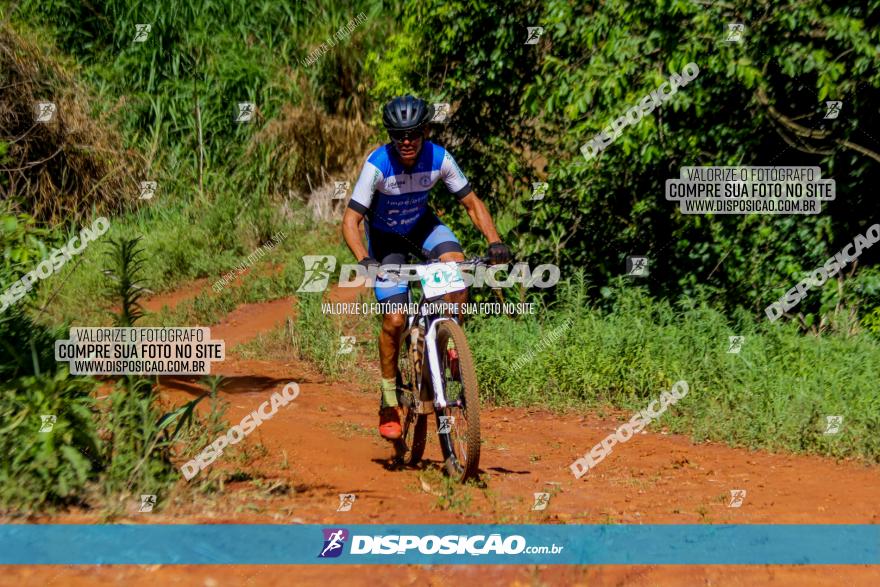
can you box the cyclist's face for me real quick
[390,127,425,164]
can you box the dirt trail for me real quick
[8,287,879,586]
[141,278,212,313]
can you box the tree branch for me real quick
[755,86,880,164]
[755,86,831,139]
[835,137,880,165]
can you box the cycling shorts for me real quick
[367,212,462,304]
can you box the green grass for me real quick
[287,293,358,379]
[32,195,351,328]
[234,295,369,384]
[468,275,880,462]
[328,421,372,439]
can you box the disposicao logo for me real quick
[319,528,349,558]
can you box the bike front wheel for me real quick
[394,325,428,466]
[434,320,480,482]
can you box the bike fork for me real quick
[424,317,454,410]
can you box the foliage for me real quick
[13,0,386,187]
[289,294,357,379]
[468,273,880,461]
[0,232,215,512]
[103,236,149,326]
[0,24,141,223]
[0,361,101,511]
[4,0,880,513]
[371,0,880,328]
[0,209,102,511]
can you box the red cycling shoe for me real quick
[378,406,402,440]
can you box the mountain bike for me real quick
[391,257,485,482]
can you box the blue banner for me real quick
[1,524,877,565]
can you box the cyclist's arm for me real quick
[342,159,383,261]
[342,208,369,262]
[459,192,501,244]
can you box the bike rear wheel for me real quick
[394,325,428,466]
[434,320,480,481]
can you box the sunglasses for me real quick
[389,128,424,142]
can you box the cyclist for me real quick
[342,95,511,441]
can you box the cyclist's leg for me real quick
[378,292,408,440]
[378,286,407,393]
[372,239,409,439]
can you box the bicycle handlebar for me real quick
[376,256,500,283]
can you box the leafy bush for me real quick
[0,369,101,511]
[369,0,880,328]
[0,231,211,512]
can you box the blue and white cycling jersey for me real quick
[347,141,472,234]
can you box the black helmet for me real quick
[382,95,432,131]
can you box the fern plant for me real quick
[102,236,149,327]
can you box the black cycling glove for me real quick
[359,256,380,269]
[487,241,512,265]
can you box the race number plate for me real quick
[416,262,466,298]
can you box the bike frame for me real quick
[399,257,486,412]
[408,297,455,410]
